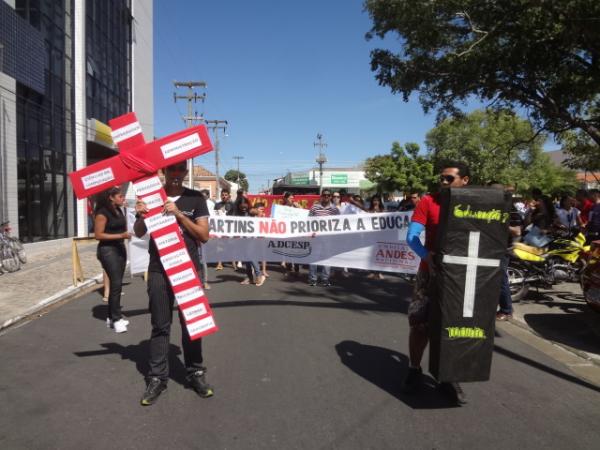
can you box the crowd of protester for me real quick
[89,157,600,406]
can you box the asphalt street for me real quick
[1,266,599,450]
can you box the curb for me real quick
[507,312,600,367]
[0,273,104,332]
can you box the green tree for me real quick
[364,141,434,193]
[224,169,249,192]
[365,0,600,146]
[560,130,600,185]
[425,109,578,192]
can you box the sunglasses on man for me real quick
[440,174,457,184]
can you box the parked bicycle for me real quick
[0,221,26,274]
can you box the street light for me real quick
[233,155,244,189]
[314,133,327,193]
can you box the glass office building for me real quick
[0,0,152,242]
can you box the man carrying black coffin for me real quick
[134,161,214,406]
[402,161,470,405]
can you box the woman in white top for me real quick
[555,195,583,234]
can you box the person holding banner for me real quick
[402,161,470,405]
[233,197,265,286]
[308,189,340,286]
[134,162,214,406]
[94,186,131,333]
[282,192,301,277]
[214,188,234,271]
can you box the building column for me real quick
[0,73,18,235]
[73,0,87,236]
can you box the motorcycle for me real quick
[508,232,590,302]
[580,240,600,313]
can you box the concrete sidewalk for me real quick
[0,238,104,329]
[507,283,600,365]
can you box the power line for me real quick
[173,81,206,188]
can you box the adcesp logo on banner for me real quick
[268,240,312,258]
[374,242,416,268]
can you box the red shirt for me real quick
[411,193,440,270]
[580,198,594,224]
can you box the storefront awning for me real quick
[86,118,115,149]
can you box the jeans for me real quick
[97,243,126,322]
[198,246,208,286]
[309,264,330,282]
[147,271,204,381]
[245,261,261,281]
[498,256,513,314]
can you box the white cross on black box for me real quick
[429,186,510,383]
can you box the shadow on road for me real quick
[522,312,600,357]
[335,340,458,409]
[92,304,151,322]
[73,340,188,386]
[494,344,600,393]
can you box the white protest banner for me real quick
[202,231,418,273]
[271,204,310,220]
[208,212,411,239]
[130,212,419,274]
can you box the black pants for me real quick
[147,271,204,381]
[97,244,126,321]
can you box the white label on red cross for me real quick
[181,302,208,322]
[175,286,204,306]
[145,214,177,234]
[169,268,196,287]
[142,192,165,210]
[160,248,191,270]
[160,133,202,159]
[81,168,115,190]
[133,176,163,196]
[442,231,500,318]
[111,121,142,143]
[154,231,181,250]
[188,316,216,337]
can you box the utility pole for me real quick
[204,120,228,199]
[233,156,244,190]
[173,80,206,188]
[314,133,327,193]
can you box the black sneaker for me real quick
[401,367,423,394]
[438,382,467,405]
[141,377,167,406]
[308,280,317,286]
[188,370,214,398]
[319,280,332,287]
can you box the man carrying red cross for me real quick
[134,162,214,405]
[68,112,218,406]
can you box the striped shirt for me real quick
[309,203,340,217]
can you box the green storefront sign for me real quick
[291,176,310,185]
[330,174,348,184]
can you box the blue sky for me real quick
[152,0,444,193]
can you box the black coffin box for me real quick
[429,187,510,382]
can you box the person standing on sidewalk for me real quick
[94,186,131,333]
[308,189,340,287]
[134,162,214,406]
[403,161,470,405]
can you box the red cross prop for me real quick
[68,112,218,340]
